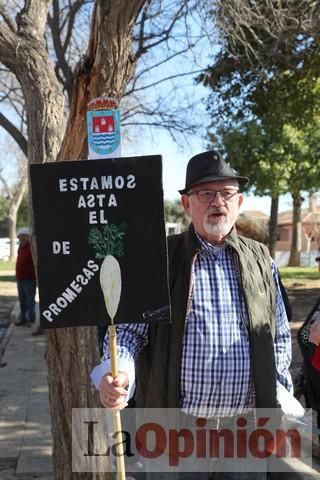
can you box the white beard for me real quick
[203,218,231,238]
[203,208,233,238]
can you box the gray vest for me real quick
[136,225,277,410]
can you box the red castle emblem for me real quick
[87,97,121,158]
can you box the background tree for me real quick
[302,192,320,262]
[213,111,320,264]
[0,191,28,238]
[210,119,288,257]
[201,1,320,263]
[164,198,189,230]
[0,0,209,159]
[213,0,320,68]
[17,191,29,229]
[0,195,9,237]
[0,1,145,478]
[0,142,28,259]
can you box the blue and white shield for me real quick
[87,109,121,158]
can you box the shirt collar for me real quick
[195,231,226,258]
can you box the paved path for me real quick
[0,276,53,479]
[0,278,319,478]
[0,325,53,479]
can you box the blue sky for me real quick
[0,120,309,217]
[124,129,305,216]
[0,5,314,218]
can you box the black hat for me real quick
[178,150,249,194]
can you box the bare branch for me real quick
[126,44,199,95]
[134,2,187,57]
[48,0,77,104]
[121,81,203,146]
[47,0,86,104]
[0,167,11,199]
[214,0,320,66]
[0,0,211,159]
[135,0,152,58]
[0,111,28,156]
[0,2,17,33]
[126,68,204,94]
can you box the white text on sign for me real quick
[53,241,71,255]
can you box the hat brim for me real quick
[17,229,30,236]
[178,175,249,195]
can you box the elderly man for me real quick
[92,151,293,479]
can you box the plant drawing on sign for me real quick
[88,223,125,322]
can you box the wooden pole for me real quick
[108,324,126,480]
[88,96,125,479]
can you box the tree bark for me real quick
[59,1,145,161]
[50,1,146,478]
[288,192,302,266]
[268,195,279,259]
[0,113,28,157]
[1,1,147,479]
[0,2,65,163]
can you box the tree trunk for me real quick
[268,195,279,259]
[49,3,146,478]
[1,1,147,478]
[288,192,302,266]
[8,215,17,261]
[8,179,27,261]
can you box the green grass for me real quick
[0,275,15,282]
[279,267,319,280]
[1,262,318,282]
[0,260,15,271]
[0,260,15,283]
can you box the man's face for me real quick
[181,179,243,244]
[18,234,29,245]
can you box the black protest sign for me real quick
[30,156,170,329]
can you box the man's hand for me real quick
[99,371,129,410]
[309,317,320,346]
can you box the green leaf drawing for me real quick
[88,223,126,259]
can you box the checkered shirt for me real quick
[103,236,292,418]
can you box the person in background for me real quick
[297,296,320,457]
[15,227,36,327]
[310,315,320,345]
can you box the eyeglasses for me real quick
[187,188,239,203]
